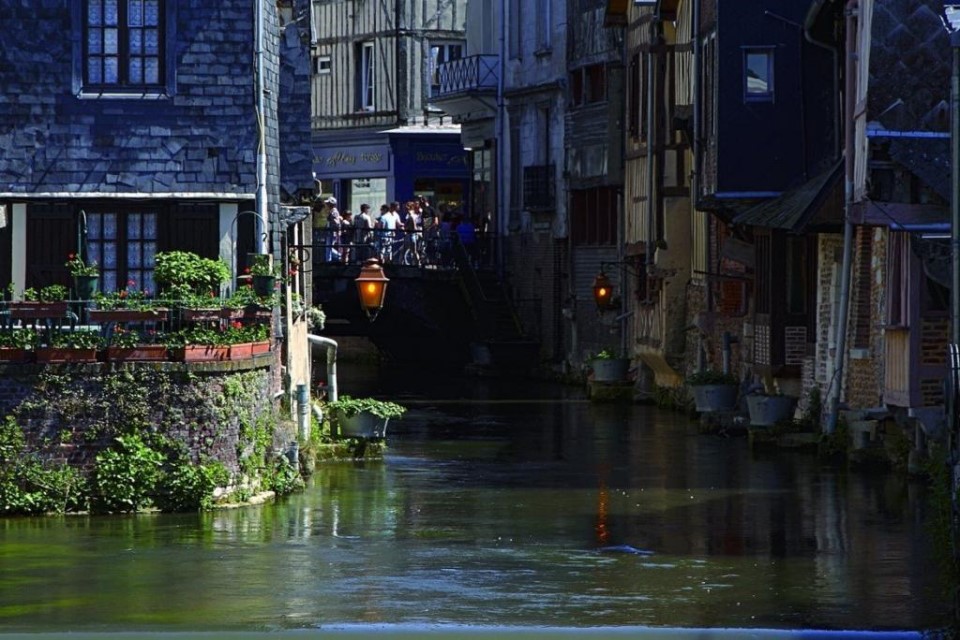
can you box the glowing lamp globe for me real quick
[593,272,613,310]
[355,258,389,320]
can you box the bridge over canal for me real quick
[300,230,539,368]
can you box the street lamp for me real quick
[592,271,614,311]
[355,258,389,321]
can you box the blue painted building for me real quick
[0,0,313,295]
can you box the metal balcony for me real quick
[436,55,499,99]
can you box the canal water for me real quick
[0,363,950,637]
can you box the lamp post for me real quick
[355,258,389,321]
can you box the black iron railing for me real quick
[436,55,499,98]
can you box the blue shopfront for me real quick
[312,127,469,216]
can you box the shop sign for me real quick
[314,145,390,175]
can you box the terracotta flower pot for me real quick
[0,347,33,363]
[171,345,229,362]
[35,347,98,363]
[105,346,169,362]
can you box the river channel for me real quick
[0,363,950,637]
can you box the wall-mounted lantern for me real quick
[592,271,614,311]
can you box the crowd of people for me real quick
[312,195,488,267]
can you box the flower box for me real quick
[9,302,70,320]
[220,306,272,321]
[251,340,270,355]
[171,345,229,362]
[228,342,254,360]
[35,347,98,363]
[180,308,223,322]
[105,346,169,362]
[90,309,169,323]
[0,347,32,363]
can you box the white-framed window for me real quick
[315,55,331,75]
[85,209,159,295]
[428,42,464,96]
[356,41,375,111]
[84,0,164,90]
[743,47,774,101]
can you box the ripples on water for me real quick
[0,362,950,637]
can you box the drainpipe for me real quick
[496,0,507,278]
[296,383,310,443]
[308,334,338,402]
[826,0,858,435]
[804,0,842,159]
[255,0,269,254]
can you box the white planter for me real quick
[691,384,738,412]
[746,395,796,427]
[335,410,389,439]
[591,358,630,382]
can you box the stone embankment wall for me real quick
[0,358,292,481]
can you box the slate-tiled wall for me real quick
[0,1,310,199]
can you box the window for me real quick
[84,0,164,90]
[315,55,331,75]
[429,42,463,96]
[85,209,159,295]
[569,64,607,107]
[570,187,618,246]
[509,0,522,59]
[744,48,774,101]
[356,42,375,111]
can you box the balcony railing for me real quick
[436,55,499,99]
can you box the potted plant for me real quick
[10,285,70,319]
[247,253,280,298]
[686,370,739,412]
[221,322,270,360]
[165,325,230,362]
[154,251,231,312]
[745,392,797,427]
[588,348,630,383]
[65,253,100,300]
[0,328,38,363]
[104,327,169,362]
[326,395,406,439]
[221,284,273,321]
[90,279,168,322]
[36,329,103,363]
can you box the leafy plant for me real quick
[32,284,68,302]
[48,329,103,349]
[155,251,230,298]
[327,395,407,419]
[110,327,163,348]
[686,370,738,386]
[94,279,159,310]
[224,283,272,309]
[65,253,100,277]
[0,328,39,349]
[305,305,326,331]
[592,349,619,360]
[91,433,164,513]
[248,253,281,277]
[155,459,230,512]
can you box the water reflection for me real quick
[0,364,948,633]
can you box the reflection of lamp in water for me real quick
[355,258,389,321]
[595,476,609,546]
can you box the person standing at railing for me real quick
[403,201,422,266]
[379,202,401,263]
[355,204,374,262]
[325,201,342,263]
[340,210,354,263]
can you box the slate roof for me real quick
[732,160,843,231]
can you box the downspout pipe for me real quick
[952,31,960,346]
[826,0,858,435]
[255,0,269,254]
[497,0,507,278]
[804,0,842,159]
[308,334,338,402]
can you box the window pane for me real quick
[129,59,143,84]
[104,57,119,83]
[145,28,159,54]
[144,0,160,25]
[143,214,157,239]
[746,52,770,94]
[88,59,102,84]
[104,28,118,54]
[130,29,142,55]
[103,271,119,293]
[144,241,157,266]
[128,0,143,26]
[88,29,102,54]
[129,243,143,269]
[104,0,119,25]
[87,244,102,269]
[103,213,118,239]
[145,58,159,84]
[88,1,103,26]
[128,213,142,239]
[103,241,118,269]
